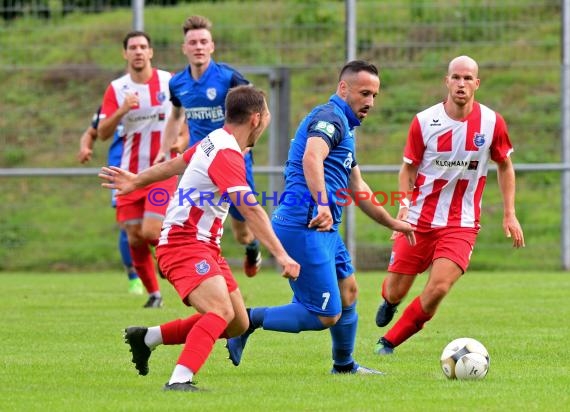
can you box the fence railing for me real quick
[0,165,564,272]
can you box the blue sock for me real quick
[330,303,358,367]
[258,303,326,333]
[249,307,267,329]
[119,229,137,280]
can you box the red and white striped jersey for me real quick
[404,101,513,229]
[158,127,250,250]
[100,69,172,173]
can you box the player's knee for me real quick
[127,233,146,248]
[340,281,358,306]
[387,288,407,304]
[141,228,160,243]
[341,291,357,307]
[426,282,452,302]
[213,304,236,324]
[319,313,341,328]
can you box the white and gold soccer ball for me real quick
[440,337,490,380]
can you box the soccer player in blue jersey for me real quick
[78,106,143,295]
[157,15,262,277]
[227,60,416,374]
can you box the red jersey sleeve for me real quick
[208,149,249,194]
[100,85,119,118]
[490,113,514,163]
[403,116,426,165]
[182,142,199,164]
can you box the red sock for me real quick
[160,314,202,345]
[129,243,159,294]
[384,296,432,347]
[177,312,228,374]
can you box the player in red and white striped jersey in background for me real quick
[97,31,178,308]
[374,55,525,355]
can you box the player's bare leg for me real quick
[375,259,462,355]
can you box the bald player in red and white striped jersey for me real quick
[402,98,512,228]
[374,55,525,355]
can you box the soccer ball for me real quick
[440,337,490,380]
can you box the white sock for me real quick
[144,326,163,349]
[168,364,194,385]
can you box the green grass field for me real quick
[2,270,569,411]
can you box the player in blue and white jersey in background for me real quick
[78,106,143,295]
[227,60,416,374]
[157,15,262,277]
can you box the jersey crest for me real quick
[474,132,486,147]
[207,87,217,101]
[195,260,211,275]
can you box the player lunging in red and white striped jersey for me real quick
[100,86,300,391]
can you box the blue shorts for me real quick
[229,151,255,222]
[272,220,354,316]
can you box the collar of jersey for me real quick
[329,94,361,129]
[185,59,217,84]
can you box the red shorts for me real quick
[388,226,479,275]
[156,243,238,306]
[116,176,177,223]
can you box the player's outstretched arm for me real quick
[389,161,418,240]
[349,165,416,246]
[99,155,187,195]
[99,166,138,195]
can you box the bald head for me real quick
[444,55,481,117]
[448,55,479,77]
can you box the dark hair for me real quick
[225,85,267,124]
[338,60,379,81]
[183,15,212,35]
[122,31,152,50]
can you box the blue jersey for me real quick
[169,60,250,146]
[91,105,124,206]
[273,95,360,230]
[169,60,254,222]
[108,124,124,168]
[90,106,124,167]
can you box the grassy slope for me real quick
[1,270,569,411]
[0,1,562,271]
